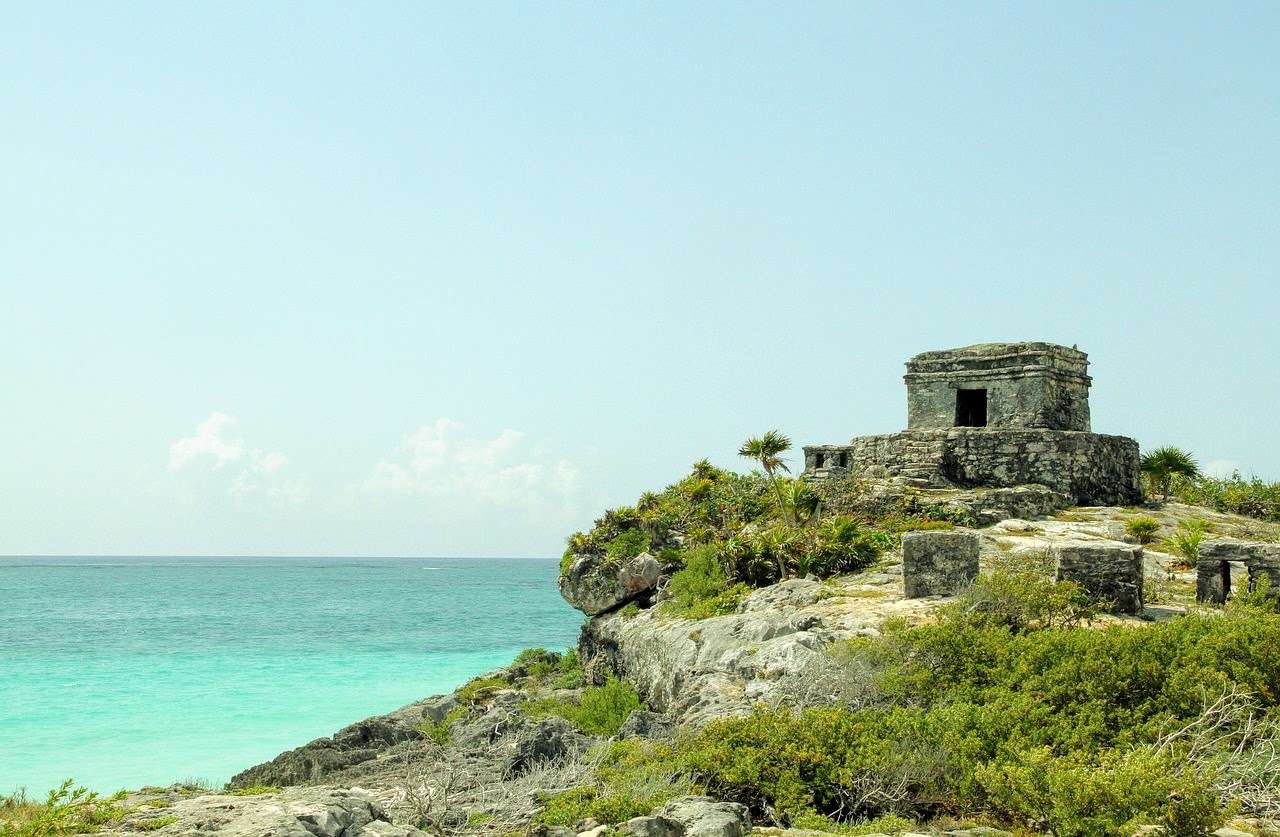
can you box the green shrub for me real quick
[456,675,509,705]
[524,677,644,737]
[225,785,279,796]
[685,706,942,822]
[1,781,126,837]
[942,551,1095,631]
[511,646,582,685]
[808,516,892,576]
[662,545,748,619]
[417,706,466,745]
[683,599,1280,827]
[605,529,650,564]
[787,811,916,835]
[536,740,693,826]
[573,677,643,736]
[1176,473,1280,522]
[551,649,586,689]
[132,817,178,832]
[978,746,1220,837]
[1124,515,1161,544]
[1164,519,1209,567]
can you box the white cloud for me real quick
[169,412,308,506]
[1204,459,1240,479]
[357,418,582,512]
[168,412,244,469]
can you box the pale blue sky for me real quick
[2,3,1277,556]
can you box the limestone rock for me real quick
[228,715,420,789]
[110,788,421,837]
[419,693,459,723]
[501,717,589,778]
[657,797,751,837]
[617,815,681,837]
[617,709,674,740]
[560,552,662,616]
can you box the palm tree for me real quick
[1141,446,1200,502]
[738,430,794,524]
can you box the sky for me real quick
[2,2,1277,557]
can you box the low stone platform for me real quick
[805,428,1141,507]
[1051,542,1145,614]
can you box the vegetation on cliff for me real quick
[561,433,970,618]
[540,552,1280,836]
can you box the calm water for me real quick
[0,556,581,794]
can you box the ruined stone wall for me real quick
[904,342,1092,432]
[804,428,1141,507]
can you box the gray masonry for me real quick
[803,342,1143,506]
[902,530,980,598]
[1051,542,1145,614]
[1195,540,1280,604]
[906,342,1092,431]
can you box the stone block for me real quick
[1051,542,1144,614]
[902,530,979,598]
[1196,540,1280,604]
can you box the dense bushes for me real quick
[525,677,644,738]
[535,740,694,827]
[661,545,750,619]
[678,585,1280,835]
[0,781,126,837]
[1176,472,1280,522]
[560,454,905,618]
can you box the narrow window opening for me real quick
[955,388,988,427]
[813,452,824,468]
[838,452,849,468]
[1221,561,1233,600]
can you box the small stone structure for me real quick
[907,342,1092,431]
[1051,542,1144,614]
[804,342,1143,506]
[1195,540,1280,604]
[902,530,980,598]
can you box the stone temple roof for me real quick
[906,342,1087,376]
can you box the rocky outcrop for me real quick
[580,577,937,727]
[559,552,662,616]
[108,788,422,837]
[500,717,589,778]
[228,703,426,789]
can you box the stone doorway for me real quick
[955,388,988,427]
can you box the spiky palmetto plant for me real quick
[738,430,793,518]
[1141,446,1201,501]
[738,430,794,576]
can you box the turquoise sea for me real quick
[0,556,581,795]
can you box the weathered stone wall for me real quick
[1195,540,1280,604]
[902,530,979,598]
[1052,542,1144,614]
[804,428,1141,507]
[904,342,1091,432]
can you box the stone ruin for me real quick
[1195,540,1280,604]
[804,342,1143,506]
[900,530,1145,614]
[901,530,979,598]
[1051,542,1145,614]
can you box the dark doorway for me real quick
[955,389,988,427]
